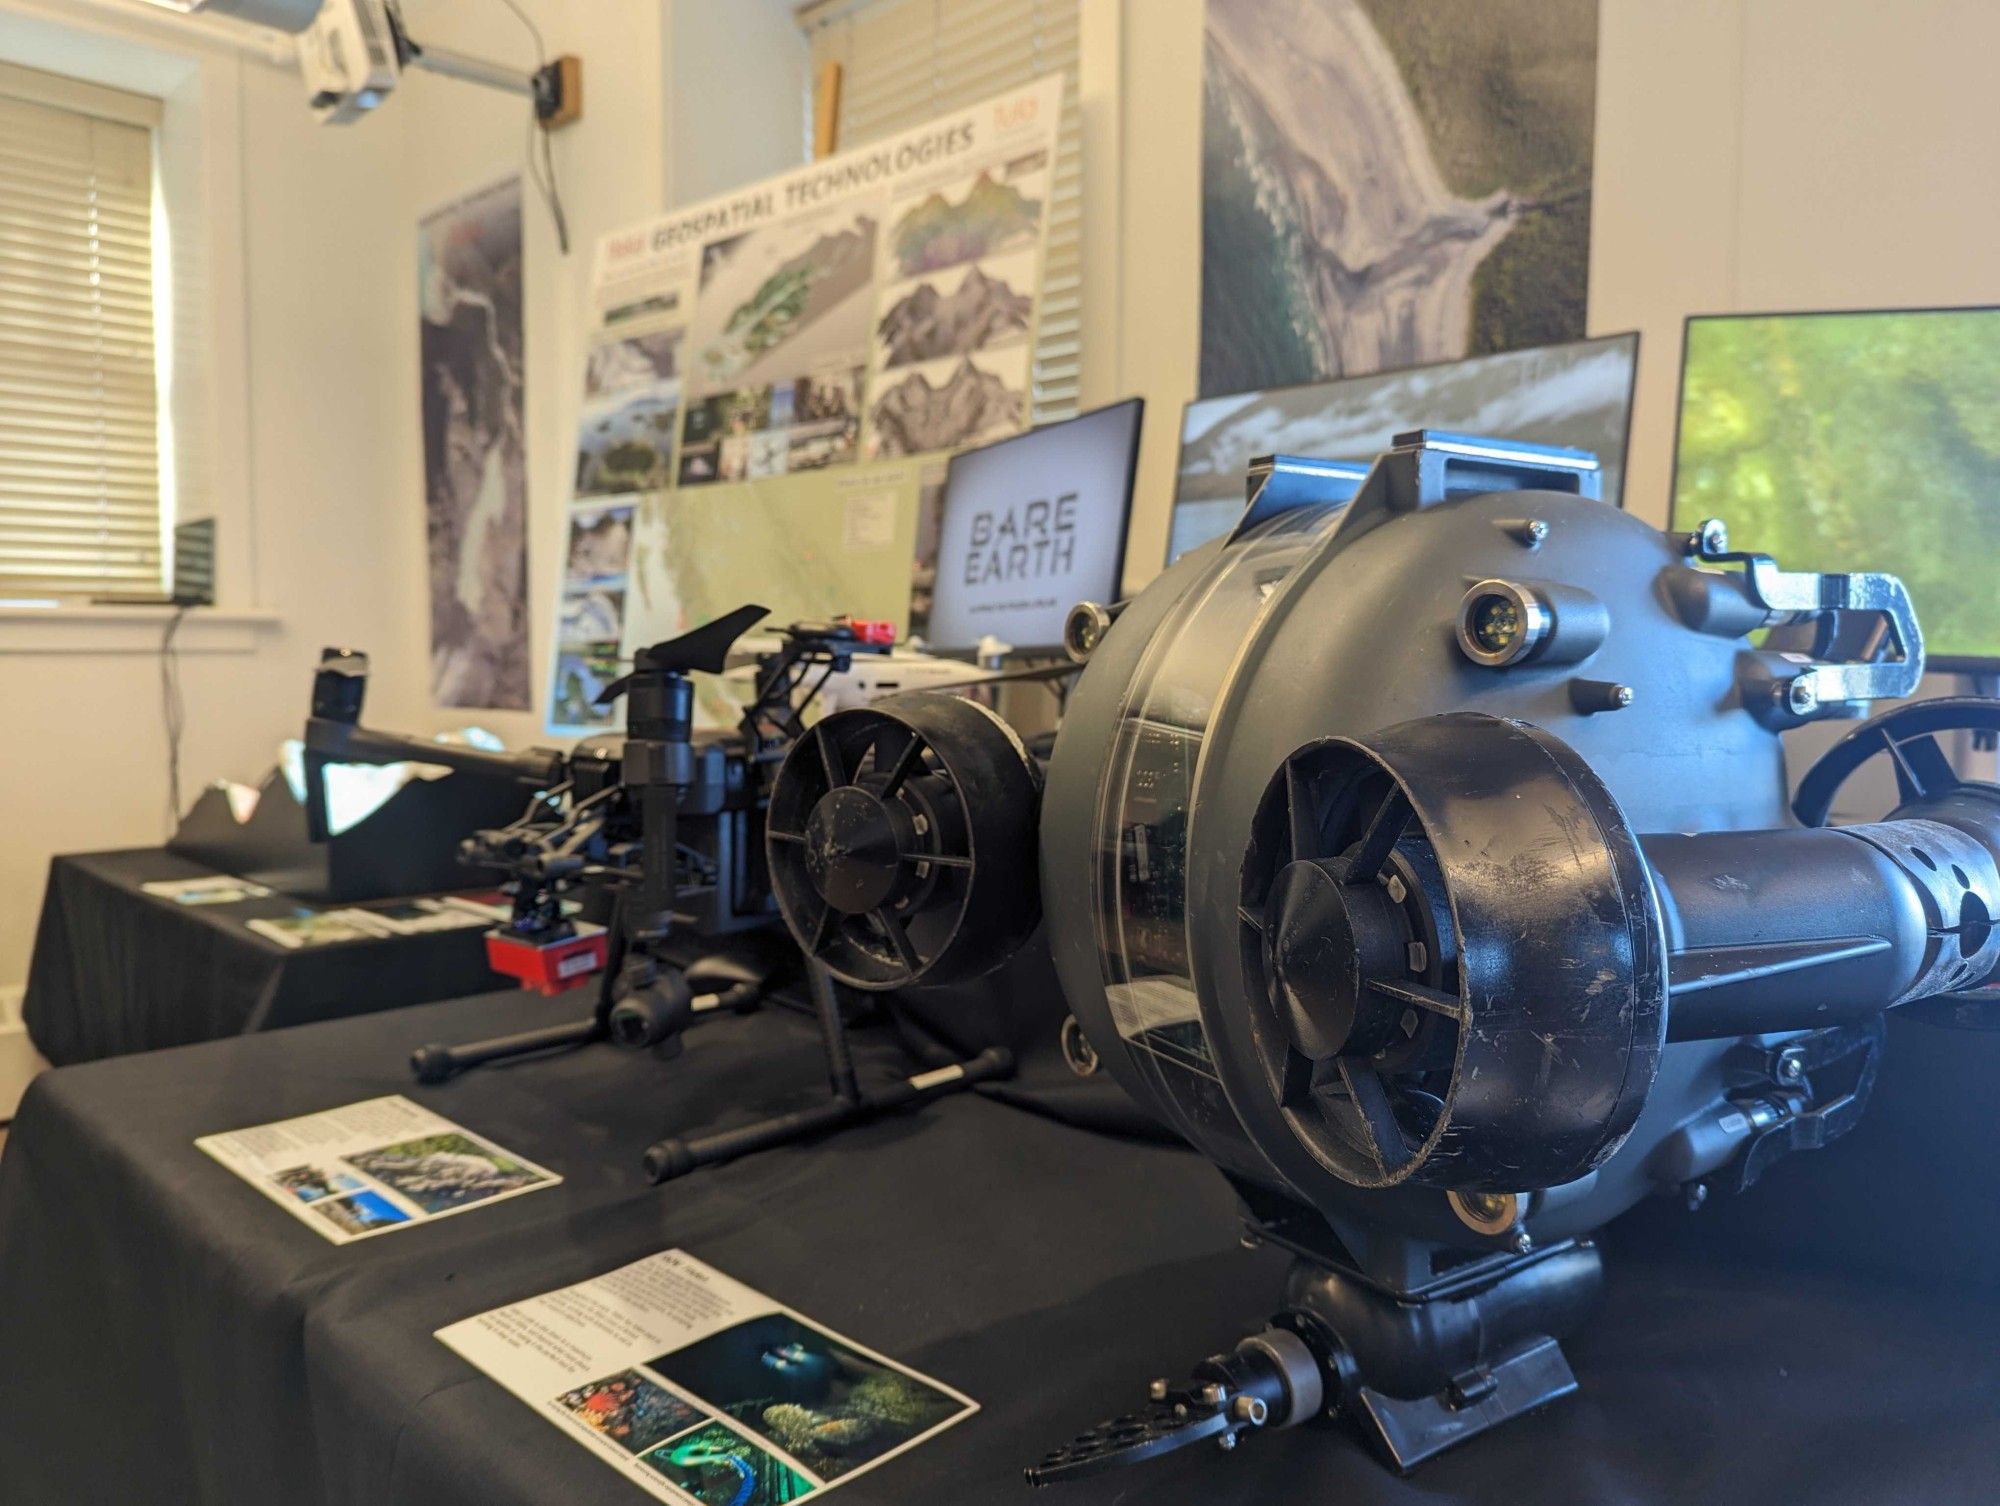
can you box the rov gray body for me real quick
[1039,432,1963,1287]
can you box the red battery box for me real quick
[484,924,608,996]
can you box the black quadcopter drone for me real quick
[302,605,1015,1180]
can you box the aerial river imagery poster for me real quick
[1199,0,1598,396]
[548,77,1063,734]
[420,176,530,709]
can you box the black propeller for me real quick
[595,603,770,706]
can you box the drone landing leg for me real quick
[410,1015,607,1084]
[640,961,1012,1183]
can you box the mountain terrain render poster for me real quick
[1199,0,1597,396]
[546,77,1063,735]
[419,177,530,709]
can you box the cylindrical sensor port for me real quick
[1456,579,1607,668]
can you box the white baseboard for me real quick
[0,984,38,1121]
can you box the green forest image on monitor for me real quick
[1673,310,2000,663]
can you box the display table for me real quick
[20,848,508,1065]
[1,990,1995,1505]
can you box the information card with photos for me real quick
[196,1096,560,1243]
[437,1250,976,1504]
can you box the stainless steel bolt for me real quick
[1688,518,1729,556]
[1230,1395,1269,1426]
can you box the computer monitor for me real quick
[915,397,1143,654]
[1168,332,1640,563]
[1669,305,2000,672]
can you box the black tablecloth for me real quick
[1,990,1996,1505]
[20,848,508,1065]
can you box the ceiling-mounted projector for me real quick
[144,0,579,127]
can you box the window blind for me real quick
[0,62,165,596]
[800,0,1083,424]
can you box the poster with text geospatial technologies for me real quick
[548,77,1064,735]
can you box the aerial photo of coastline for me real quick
[1169,333,1637,561]
[1199,0,1596,395]
[419,177,530,708]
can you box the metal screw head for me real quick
[1685,1182,1710,1212]
[1059,1015,1101,1078]
[1687,518,1729,556]
[1509,1230,1534,1255]
[1610,683,1635,708]
[1523,518,1549,546]
[1778,1052,1806,1082]
[1216,1431,1238,1452]
[1785,677,1819,716]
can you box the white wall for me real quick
[664,0,806,209]
[0,0,807,985]
[4,0,1997,989]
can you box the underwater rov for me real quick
[762,431,2000,1480]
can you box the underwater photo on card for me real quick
[637,1422,816,1504]
[647,1311,969,1481]
[554,1369,706,1456]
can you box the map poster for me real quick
[420,176,530,709]
[1198,0,1596,397]
[546,77,1062,735]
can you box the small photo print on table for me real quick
[346,1132,552,1215]
[245,910,385,949]
[309,1189,411,1236]
[647,1311,972,1483]
[139,875,273,906]
[196,1096,562,1244]
[554,1369,707,1455]
[637,1421,816,1505]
